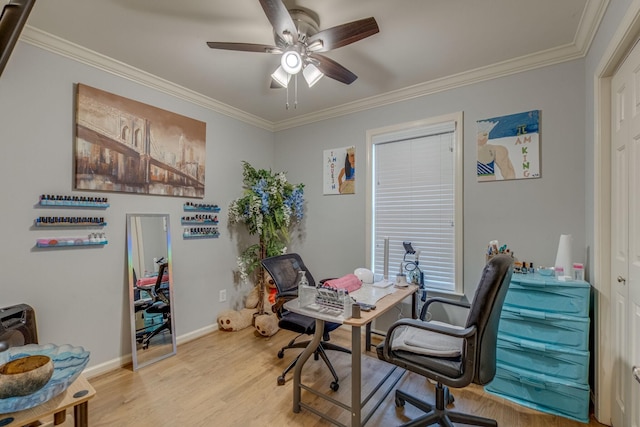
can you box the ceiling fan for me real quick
[206,0,379,98]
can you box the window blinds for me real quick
[372,124,456,291]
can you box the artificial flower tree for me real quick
[228,161,304,314]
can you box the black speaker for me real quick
[0,303,38,352]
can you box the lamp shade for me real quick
[271,66,291,88]
[303,63,324,87]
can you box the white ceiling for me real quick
[23,0,606,129]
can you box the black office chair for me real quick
[136,260,172,350]
[261,253,351,391]
[377,254,513,426]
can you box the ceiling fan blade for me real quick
[259,0,298,44]
[312,54,357,85]
[206,42,282,54]
[307,17,379,52]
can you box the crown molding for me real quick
[21,0,607,133]
[20,26,275,132]
[273,42,585,131]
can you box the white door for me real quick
[611,39,640,427]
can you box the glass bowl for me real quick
[0,343,90,414]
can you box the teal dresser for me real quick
[485,273,591,423]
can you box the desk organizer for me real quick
[486,273,591,423]
[298,285,352,318]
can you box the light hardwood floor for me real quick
[78,327,608,427]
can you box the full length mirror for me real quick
[127,213,176,370]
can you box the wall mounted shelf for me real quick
[35,217,106,227]
[36,238,108,248]
[38,195,109,208]
[181,220,218,226]
[182,229,219,239]
[35,194,109,249]
[183,202,220,212]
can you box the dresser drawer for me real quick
[496,334,589,383]
[506,274,590,317]
[498,306,590,351]
[485,364,589,423]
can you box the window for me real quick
[366,112,463,295]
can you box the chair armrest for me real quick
[420,296,470,320]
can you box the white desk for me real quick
[285,284,418,427]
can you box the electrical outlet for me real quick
[219,289,227,302]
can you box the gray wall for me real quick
[0,42,274,371]
[274,60,587,301]
[1,0,626,372]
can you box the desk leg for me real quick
[74,402,89,427]
[292,318,324,413]
[351,325,362,427]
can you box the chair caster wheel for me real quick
[395,396,405,407]
[277,376,286,386]
[330,381,339,391]
[448,393,455,405]
[277,350,284,359]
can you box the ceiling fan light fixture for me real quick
[281,49,303,74]
[303,63,324,87]
[271,65,291,88]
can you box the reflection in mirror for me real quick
[127,213,176,370]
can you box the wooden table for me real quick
[0,375,95,427]
[285,284,418,427]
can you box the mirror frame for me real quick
[126,213,176,370]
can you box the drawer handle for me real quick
[518,308,547,320]
[634,366,640,384]
[520,376,547,389]
[520,340,547,352]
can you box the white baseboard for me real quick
[83,323,219,379]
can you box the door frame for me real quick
[595,0,640,422]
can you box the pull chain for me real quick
[285,82,290,110]
[284,74,298,110]
[294,74,298,109]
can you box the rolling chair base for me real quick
[276,336,351,391]
[395,383,497,427]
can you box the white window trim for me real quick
[365,112,464,296]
